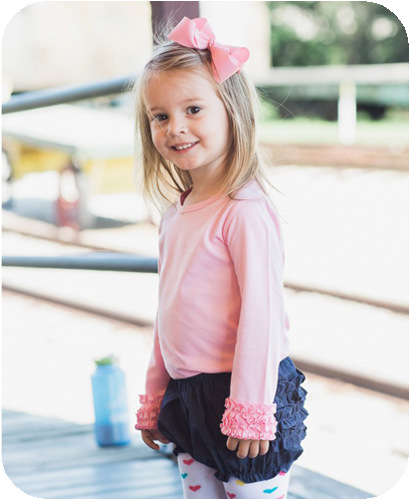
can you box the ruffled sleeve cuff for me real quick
[220,396,278,441]
[135,393,164,430]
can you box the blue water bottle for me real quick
[91,354,131,446]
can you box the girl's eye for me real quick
[153,114,167,122]
[187,106,202,115]
[152,107,202,123]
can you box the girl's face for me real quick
[145,68,231,180]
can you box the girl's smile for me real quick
[170,141,199,153]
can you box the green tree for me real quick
[266,1,409,66]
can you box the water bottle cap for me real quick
[94,354,119,366]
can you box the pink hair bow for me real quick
[167,17,250,84]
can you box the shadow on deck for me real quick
[2,410,372,499]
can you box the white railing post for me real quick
[338,80,357,145]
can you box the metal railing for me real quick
[2,75,135,114]
[2,253,157,273]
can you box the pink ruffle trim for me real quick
[135,393,164,430]
[220,396,278,441]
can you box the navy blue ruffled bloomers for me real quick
[157,356,309,484]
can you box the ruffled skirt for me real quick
[157,355,309,484]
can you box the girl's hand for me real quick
[226,436,269,459]
[140,428,171,451]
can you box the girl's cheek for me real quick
[150,131,161,149]
[153,141,162,154]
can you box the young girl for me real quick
[134,16,308,500]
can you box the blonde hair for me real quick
[132,15,285,220]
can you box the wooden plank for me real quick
[3,411,150,477]
[3,409,183,499]
[16,460,183,499]
[3,409,373,499]
[3,421,94,442]
[4,439,157,476]
[9,455,173,490]
[289,466,371,499]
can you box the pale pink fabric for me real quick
[135,178,290,438]
[220,397,278,441]
[135,393,165,430]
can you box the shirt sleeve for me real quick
[219,198,287,441]
[135,218,171,431]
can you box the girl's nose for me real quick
[166,115,188,138]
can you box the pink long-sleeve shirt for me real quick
[136,177,291,440]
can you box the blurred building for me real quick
[2,1,271,92]
[2,1,153,91]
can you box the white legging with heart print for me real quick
[177,452,291,499]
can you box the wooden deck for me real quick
[3,409,372,499]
